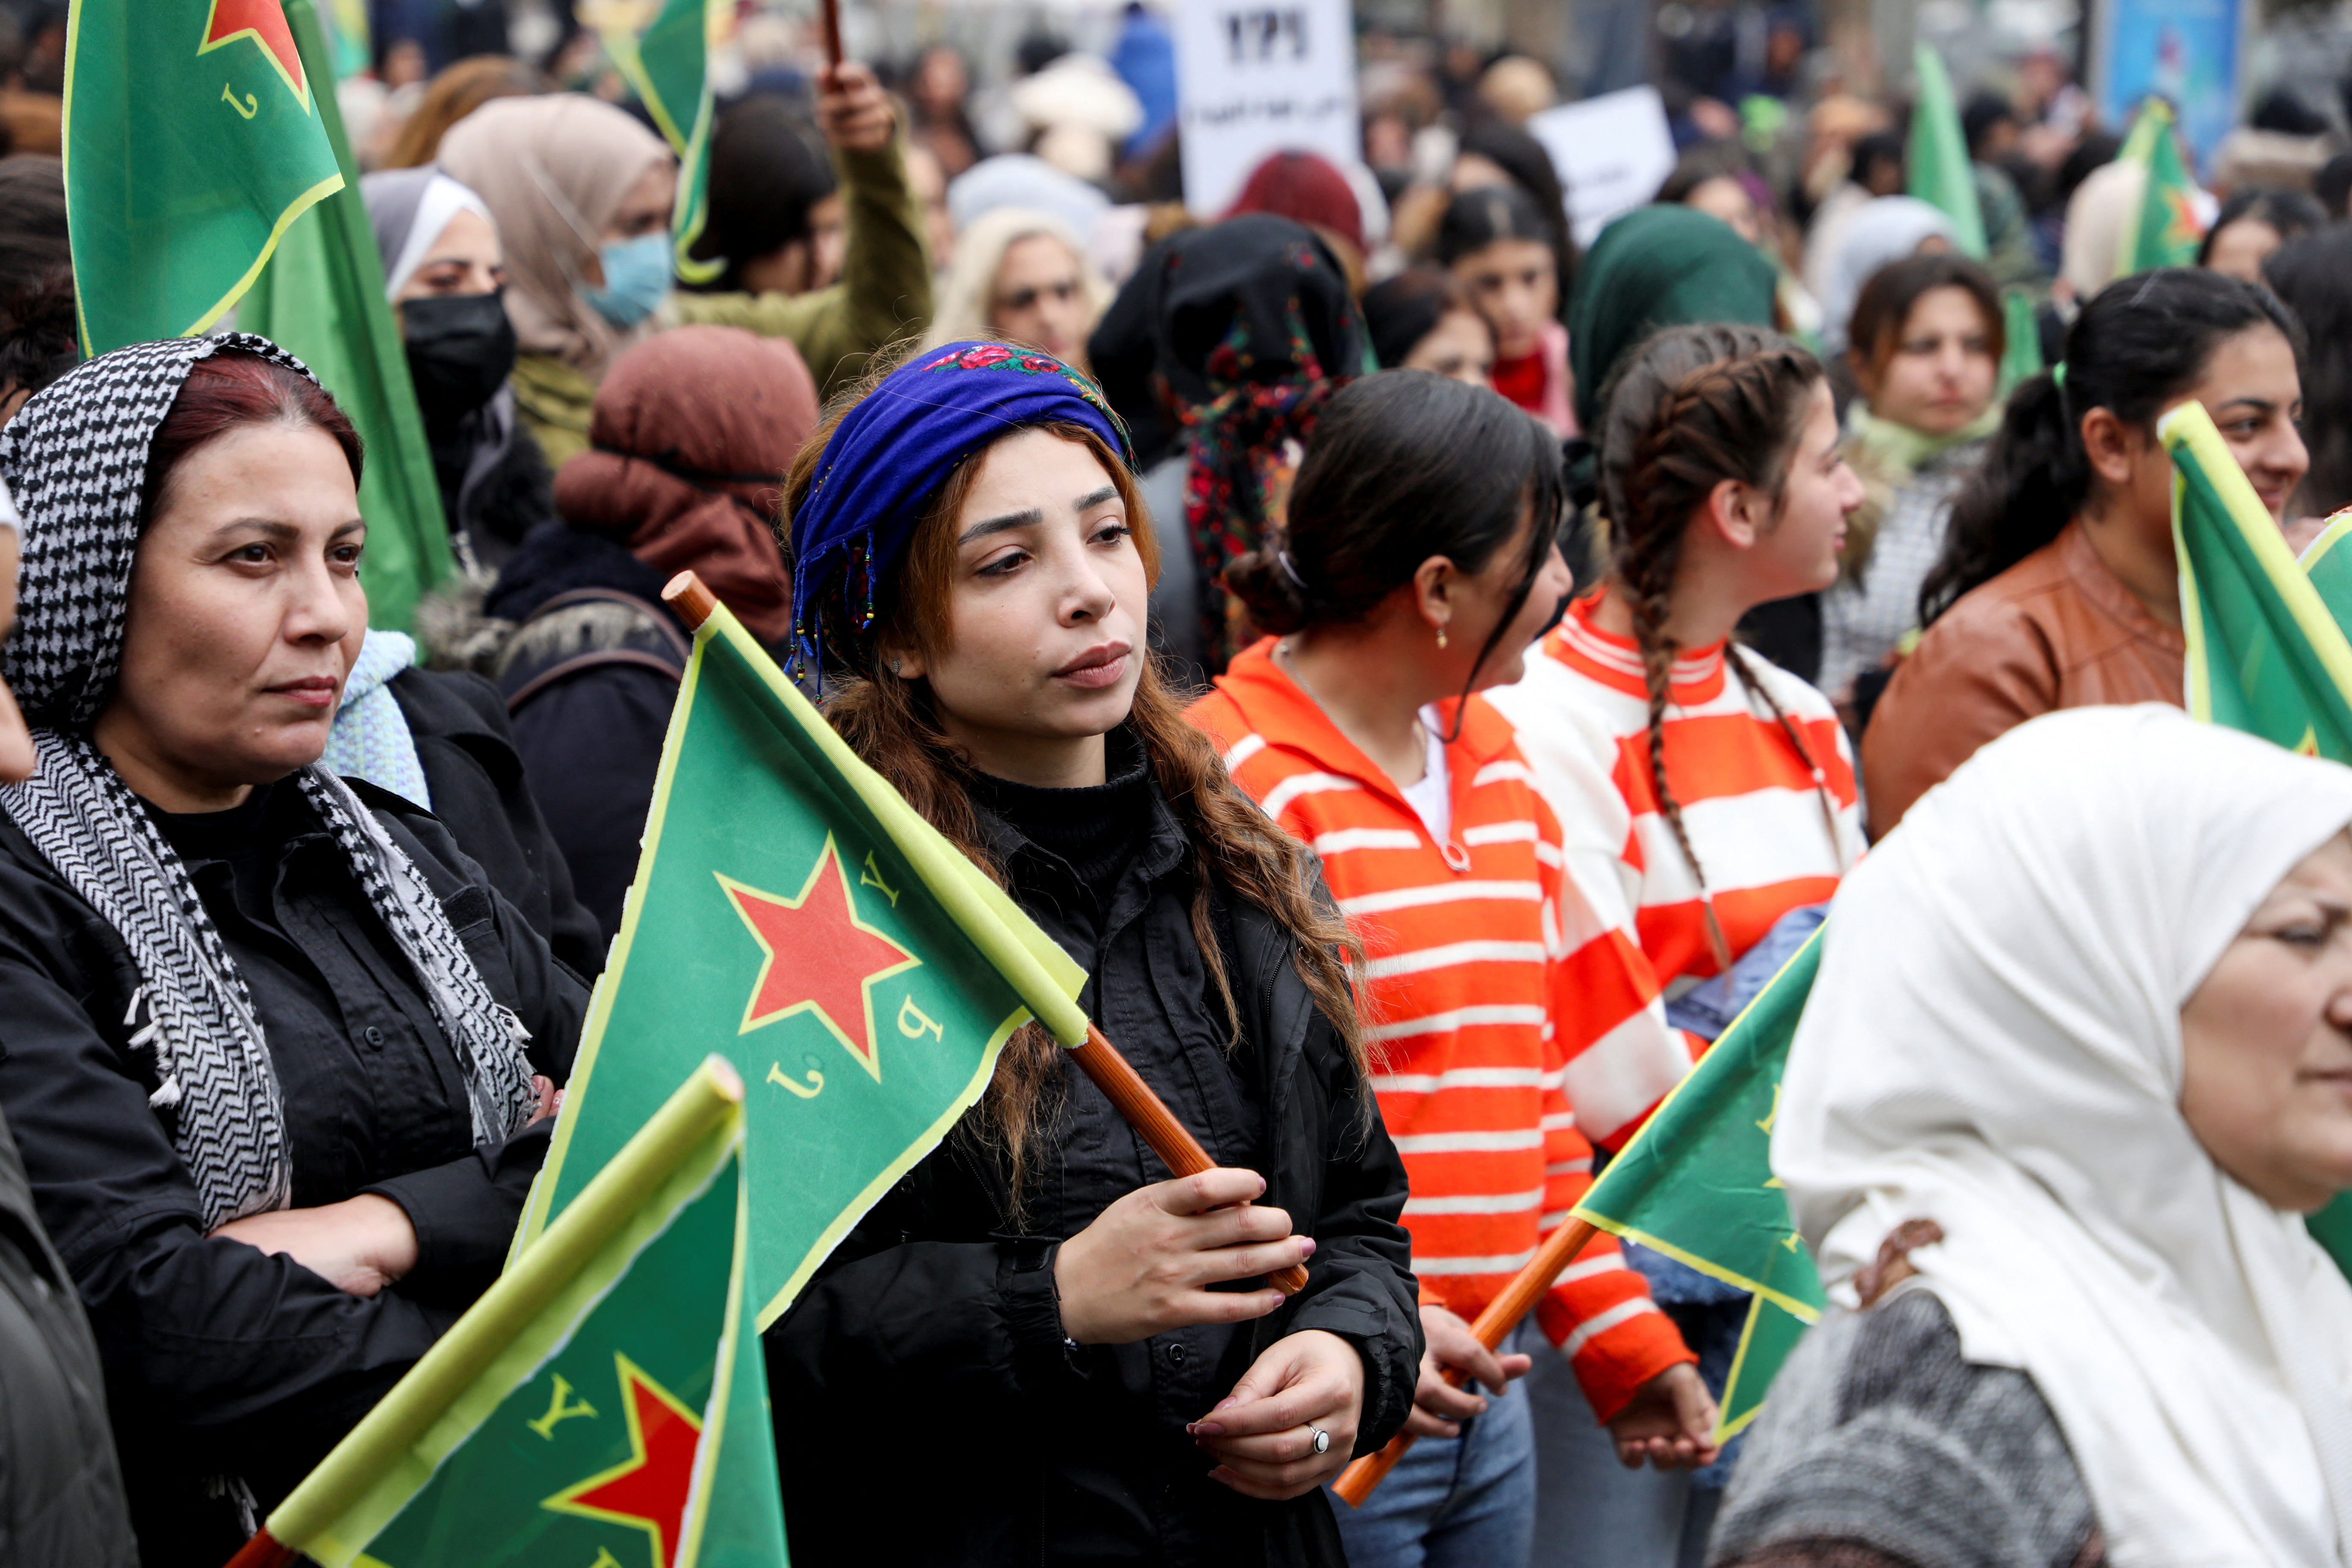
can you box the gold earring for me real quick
[1435,626,1448,650]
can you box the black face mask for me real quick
[401,290,517,424]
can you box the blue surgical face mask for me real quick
[582,232,672,328]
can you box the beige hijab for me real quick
[437,94,672,380]
[2060,158,2146,301]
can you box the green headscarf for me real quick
[1568,205,1777,431]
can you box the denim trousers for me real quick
[1327,1356,1536,1568]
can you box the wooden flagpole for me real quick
[1332,1218,1600,1506]
[818,0,842,68]
[221,1530,294,1568]
[662,572,1308,1295]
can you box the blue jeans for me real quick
[1329,1353,1536,1568]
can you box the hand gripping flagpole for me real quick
[662,572,1309,1296]
[1332,1219,1599,1506]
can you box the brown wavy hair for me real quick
[782,346,1366,1215]
[1595,322,1835,970]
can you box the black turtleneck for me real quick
[963,726,1154,894]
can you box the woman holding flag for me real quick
[1722,705,2352,1566]
[765,339,1420,1566]
[1864,269,2308,834]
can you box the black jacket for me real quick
[388,663,607,977]
[0,1104,137,1566]
[765,753,1419,1567]
[434,385,557,577]
[485,522,691,942]
[0,777,586,1567]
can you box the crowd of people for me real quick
[1,6,2352,1567]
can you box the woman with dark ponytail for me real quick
[1189,369,1716,1568]
[765,339,1419,1567]
[1864,269,2308,835]
[1489,322,1867,1566]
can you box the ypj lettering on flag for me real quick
[257,1058,789,1568]
[516,592,1087,1330]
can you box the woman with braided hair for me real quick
[1189,369,1718,1568]
[0,337,584,1565]
[1489,322,1865,1562]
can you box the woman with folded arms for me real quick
[0,337,582,1565]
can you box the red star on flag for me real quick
[541,1357,704,1568]
[719,837,919,1078]
[198,0,308,109]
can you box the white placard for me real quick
[1174,0,1362,220]
[1526,86,1680,248]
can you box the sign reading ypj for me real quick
[1175,0,1361,220]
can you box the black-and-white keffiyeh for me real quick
[0,334,537,1228]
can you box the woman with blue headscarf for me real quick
[765,340,1419,1565]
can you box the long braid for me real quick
[1616,399,1727,969]
[1595,324,1828,974]
[1723,641,1850,866]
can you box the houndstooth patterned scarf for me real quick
[0,336,536,1228]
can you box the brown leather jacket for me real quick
[1862,521,2185,836]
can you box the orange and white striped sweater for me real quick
[1489,594,1863,1140]
[1188,639,1693,1419]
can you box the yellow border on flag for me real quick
[517,600,1074,1328]
[2302,510,2352,574]
[1569,927,1828,1322]
[180,172,347,339]
[2163,400,2352,716]
[1713,1296,1787,1444]
[59,0,80,351]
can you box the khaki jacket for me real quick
[1862,521,2185,837]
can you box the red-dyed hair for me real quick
[139,350,364,527]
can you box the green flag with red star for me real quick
[516,594,1088,1329]
[2116,97,2204,276]
[256,1058,789,1568]
[64,0,346,353]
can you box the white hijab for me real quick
[1777,704,2352,1566]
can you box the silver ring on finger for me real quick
[1307,1424,1330,1455]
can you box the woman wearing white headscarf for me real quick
[1713,704,2352,1567]
[360,166,551,573]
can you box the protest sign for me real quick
[1174,0,1361,219]
[1526,86,1678,247]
